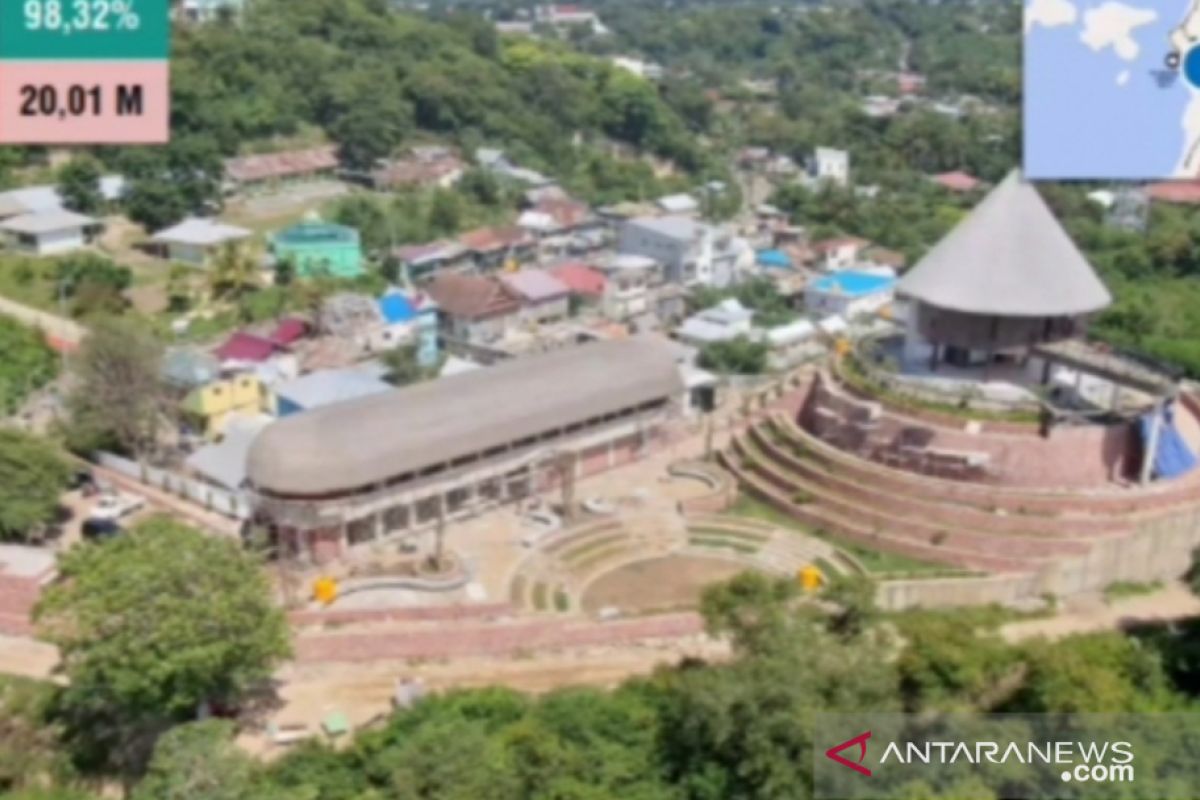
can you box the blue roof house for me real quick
[805,270,897,318]
[379,290,440,368]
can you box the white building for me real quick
[656,193,700,216]
[810,147,850,187]
[676,299,755,346]
[0,210,97,255]
[151,218,252,267]
[617,216,751,289]
[596,254,660,320]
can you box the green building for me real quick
[271,222,364,279]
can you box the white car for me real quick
[89,491,146,521]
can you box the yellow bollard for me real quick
[798,564,824,592]
[313,576,339,606]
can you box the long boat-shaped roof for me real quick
[247,337,682,497]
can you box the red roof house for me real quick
[269,318,310,347]
[214,332,279,363]
[551,262,607,297]
[1146,180,1200,205]
[932,171,982,193]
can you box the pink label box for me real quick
[0,60,168,144]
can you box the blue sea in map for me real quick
[1025,2,1188,180]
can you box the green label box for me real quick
[0,0,169,60]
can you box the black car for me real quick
[81,518,122,541]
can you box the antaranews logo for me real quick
[824,731,873,777]
[812,714,1178,800]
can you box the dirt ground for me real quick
[243,637,728,756]
[581,555,747,615]
[1002,582,1200,643]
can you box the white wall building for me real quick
[617,216,751,289]
[0,210,96,255]
[811,147,850,187]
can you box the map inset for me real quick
[1025,0,1200,179]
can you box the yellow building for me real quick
[182,374,271,439]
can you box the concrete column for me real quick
[1141,401,1165,486]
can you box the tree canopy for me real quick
[0,430,70,543]
[34,518,291,776]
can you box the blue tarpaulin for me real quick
[1138,402,1199,481]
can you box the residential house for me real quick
[676,299,755,347]
[182,373,272,439]
[370,148,465,191]
[223,146,339,192]
[274,369,392,417]
[764,318,820,371]
[610,56,663,80]
[269,318,310,349]
[426,272,522,344]
[151,218,252,267]
[594,254,659,320]
[378,290,440,366]
[393,240,472,281]
[534,4,606,33]
[550,262,607,308]
[812,236,872,271]
[213,332,282,369]
[501,269,571,323]
[805,270,897,318]
[809,147,850,188]
[931,171,982,193]
[656,193,700,216]
[617,216,749,288]
[459,226,536,271]
[271,221,364,279]
[162,347,221,392]
[474,148,553,187]
[0,210,97,255]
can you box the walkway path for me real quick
[1002,583,1200,643]
[0,294,86,348]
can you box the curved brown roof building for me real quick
[248,338,684,563]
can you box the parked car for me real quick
[89,491,146,521]
[81,518,123,541]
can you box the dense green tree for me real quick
[35,518,290,777]
[56,158,105,215]
[698,336,769,376]
[0,677,76,793]
[54,254,132,318]
[0,430,70,543]
[133,720,267,800]
[0,317,57,415]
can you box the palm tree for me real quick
[208,242,260,304]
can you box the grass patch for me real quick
[840,354,1041,425]
[689,536,760,555]
[560,534,630,566]
[686,525,771,544]
[574,545,629,573]
[531,582,549,611]
[553,587,571,612]
[728,495,955,576]
[1103,580,1163,603]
